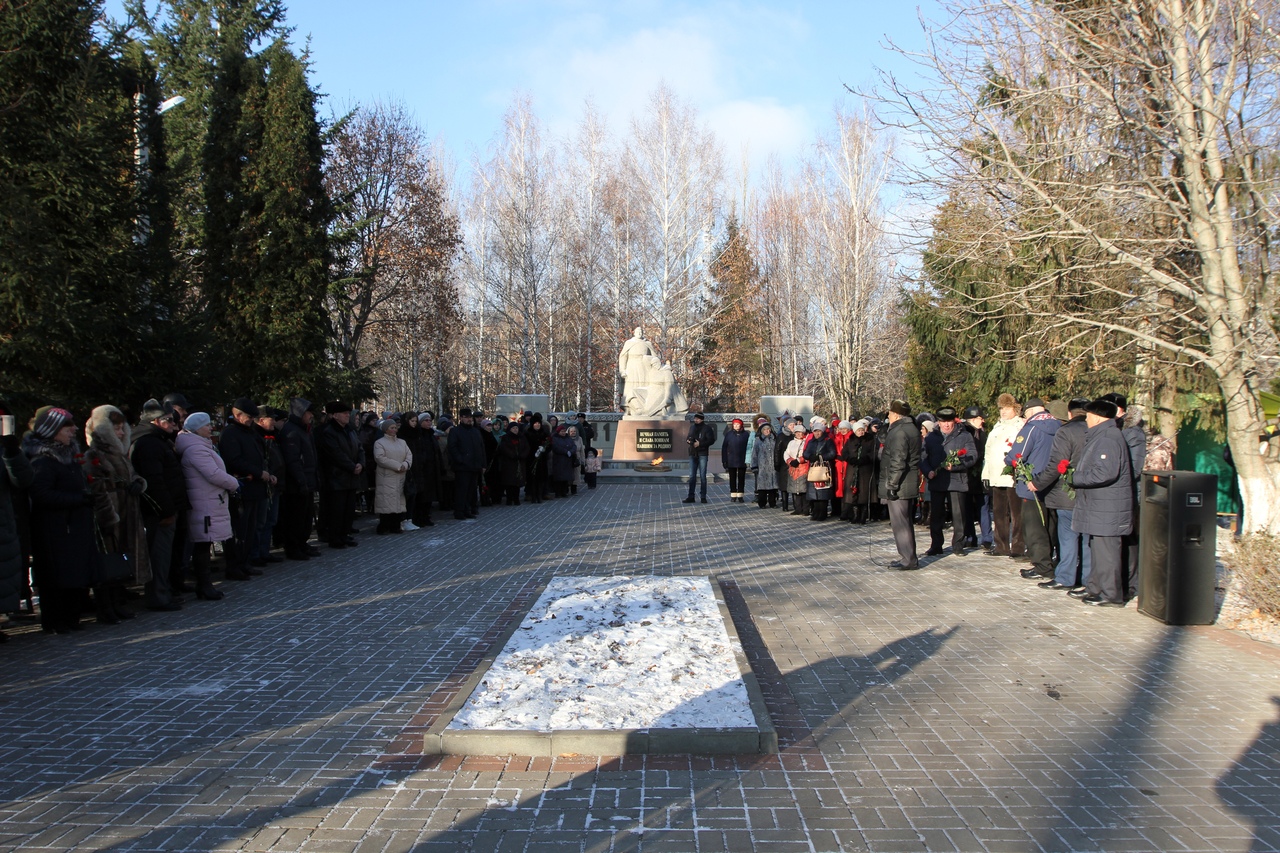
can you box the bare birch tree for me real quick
[624,84,725,371]
[805,107,899,414]
[469,96,559,394]
[882,0,1280,532]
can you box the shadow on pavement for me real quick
[1217,695,1280,853]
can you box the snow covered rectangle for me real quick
[445,576,760,735]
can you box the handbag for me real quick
[100,552,134,583]
[807,461,832,483]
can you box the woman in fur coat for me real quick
[175,412,235,598]
[750,422,778,508]
[84,405,151,623]
[373,419,412,533]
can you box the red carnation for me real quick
[1057,458,1070,475]
[86,475,95,483]
[1014,453,1022,460]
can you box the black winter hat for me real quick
[963,406,983,419]
[1086,398,1120,419]
[889,399,911,417]
[231,397,259,418]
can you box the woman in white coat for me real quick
[373,419,412,534]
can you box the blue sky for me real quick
[114,1,944,179]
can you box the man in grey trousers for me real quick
[881,400,922,570]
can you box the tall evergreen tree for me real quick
[0,0,141,415]
[236,41,334,402]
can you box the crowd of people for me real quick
[0,395,601,640]
[0,386,1179,641]
[691,392,1171,608]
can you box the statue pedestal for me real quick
[611,420,690,461]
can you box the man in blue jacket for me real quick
[1067,398,1133,606]
[1004,398,1060,580]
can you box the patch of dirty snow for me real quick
[448,576,754,731]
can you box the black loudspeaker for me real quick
[1137,471,1218,625]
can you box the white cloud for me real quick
[705,99,812,173]
[488,5,814,175]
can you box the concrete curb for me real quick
[423,577,777,756]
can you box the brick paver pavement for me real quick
[1,485,1278,852]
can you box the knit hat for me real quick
[1085,399,1119,419]
[836,419,851,431]
[732,418,743,426]
[853,418,870,432]
[184,412,212,432]
[419,412,433,423]
[1024,397,1046,411]
[809,416,827,430]
[889,399,911,417]
[231,397,259,418]
[33,407,74,439]
[378,419,399,433]
[756,417,768,427]
[139,398,167,423]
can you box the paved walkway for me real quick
[1,486,1277,853]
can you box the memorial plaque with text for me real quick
[636,429,673,452]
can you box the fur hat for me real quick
[1101,392,1128,410]
[889,399,911,417]
[459,407,473,418]
[324,401,350,415]
[33,407,74,439]
[1085,399,1119,419]
[997,393,1019,410]
[184,412,212,432]
[935,406,958,421]
[139,398,168,423]
[1069,397,1091,414]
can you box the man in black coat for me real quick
[1067,398,1133,606]
[317,402,364,549]
[682,412,716,504]
[219,397,270,580]
[279,398,319,560]
[447,407,486,520]
[919,406,978,557]
[575,413,595,453]
[129,400,187,610]
[962,406,990,548]
[880,400,921,570]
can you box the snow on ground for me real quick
[448,576,756,732]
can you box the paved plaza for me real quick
[1,485,1278,853]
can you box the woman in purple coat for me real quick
[175,412,235,600]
